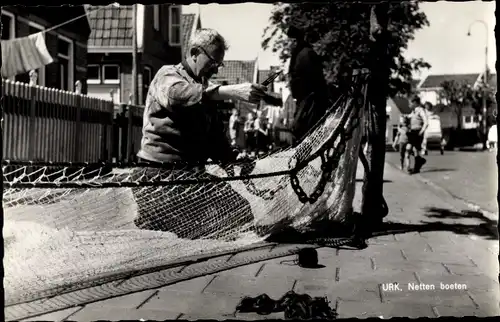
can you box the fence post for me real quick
[74,82,82,162]
[75,80,82,95]
[127,104,133,162]
[108,102,114,161]
[119,103,127,162]
[29,70,38,86]
[28,70,38,160]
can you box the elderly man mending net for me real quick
[132,28,281,239]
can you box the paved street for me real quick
[386,150,498,214]
[14,162,499,321]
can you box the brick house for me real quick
[85,4,182,104]
[1,6,90,92]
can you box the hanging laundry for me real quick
[1,32,53,79]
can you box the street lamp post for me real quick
[467,20,489,149]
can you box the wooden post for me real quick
[127,103,133,162]
[75,80,82,95]
[29,70,38,86]
[28,79,37,160]
[108,102,114,161]
[74,89,82,162]
[74,80,83,162]
[359,3,390,233]
[132,4,139,106]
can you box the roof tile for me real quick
[87,5,134,48]
[420,74,480,89]
[181,14,196,57]
[213,60,256,84]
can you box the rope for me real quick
[38,3,118,36]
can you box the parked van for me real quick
[423,114,444,155]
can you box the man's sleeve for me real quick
[151,67,221,107]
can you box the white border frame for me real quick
[168,5,181,47]
[57,34,74,91]
[103,64,121,85]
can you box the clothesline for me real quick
[1,3,120,79]
[39,3,120,35]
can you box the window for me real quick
[103,64,120,84]
[57,35,73,91]
[168,6,181,46]
[87,65,101,84]
[1,10,15,40]
[153,5,160,31]
[464,116,472,124]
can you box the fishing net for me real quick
[3,70,370,306]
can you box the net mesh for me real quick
[3,72,369,305]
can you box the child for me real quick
[392,116,410,171]
[229,108,240,147]
[244,113,256,158]
[254,110,269,156]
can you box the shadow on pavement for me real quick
[418,168,456,173]
[371,207,498,241]
[355,179,393,183]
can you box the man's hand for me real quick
[217,83,267,104]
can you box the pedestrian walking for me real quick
[244,112,256,158]
[229,108,240,148]
[254,109,269,156]
[407,96,429,173]
[421,101,433,155]
[392,116,411,172]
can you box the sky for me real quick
[182,1,496,78]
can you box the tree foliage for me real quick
[261,2,431,97]
[438,78,497,128]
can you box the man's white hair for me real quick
[189,28,229,53]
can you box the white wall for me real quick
[87,84,121,103]
[418,90,439,105]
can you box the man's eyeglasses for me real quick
[198,47,224,68]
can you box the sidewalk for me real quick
[19,163,500,321]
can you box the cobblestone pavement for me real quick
[21,163,500,321]
[385,150,498,214]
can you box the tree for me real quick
[262,3,431,231]
[438,79,496,130]
[261,2,431,98]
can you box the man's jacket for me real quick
[137,62,236,164]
